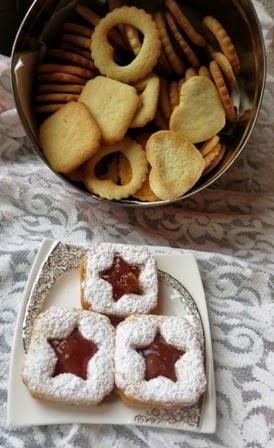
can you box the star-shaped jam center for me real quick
[49,328,98,380]
[137,333,184,382]
[100,255,143,301]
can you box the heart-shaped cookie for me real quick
[146,131,205,200]
[170,76,226,144]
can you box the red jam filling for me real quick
[100,255,143,301]
[49,328,98,380]
[137,333,184,382]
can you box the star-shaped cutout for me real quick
[100,255,143,301]
[137,333,184,382]
[49,328,98,380]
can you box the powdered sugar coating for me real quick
[115,315,206,407]
[82,243,158,317]
[22,306,115,405]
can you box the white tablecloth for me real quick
[0,1,274,447]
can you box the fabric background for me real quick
[0,1,274,447]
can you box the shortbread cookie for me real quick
[203,142,222,170]
[159,78,172,124]
[79,76,139,144]
[130,74,160,128]
[165,11,200,68]
[200,135,220,157]
[75,3,127,50]
[74,3,100,26]
[185,67,198,81]
[35,104,64,114]
[91,7,161,83]
[146,131,205,200]
[81,243,158,317]
[209,61,236,122]
[198,65,212,79]
[169,81,179,111]
[47,49,95,71]
[61,42,92,60]
[165,0,205,47]
[119,155,160,201]
[155,12,185,77]
[178,78,185,93]
[37,84,84,94]
[37,63,93,80]
[158,48,174,75]
[22,307,115,405]
[153,109,168,130]
[202,16,240,73]
[107,0,132,50]
[39,101,101,173]
[203,144,226,175]
[62,33,92,50]
[38,72,86,85]
[63,22,92,38]
[35,93,80,104]
[84,138,148,200]
[170,76,226,143]
[119,134,159,202]
[213,52,237,89]
[115,315,206,408]
[125,24,142,56]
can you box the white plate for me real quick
[8,239,216,433]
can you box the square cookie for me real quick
[115,315,206,408]
[79,76,139,144]
[22,307,115,405]
[81,243,158,317]
[39,101,101,174]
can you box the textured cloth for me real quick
[1,1,274,447]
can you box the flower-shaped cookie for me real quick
[22,307,115,405]
[115,315,206,407]
[81,243,158,317]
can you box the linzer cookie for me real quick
[80,243,158,317]
[22,307,115,405]
[115,315,206,408]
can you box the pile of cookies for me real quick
[37,0,241,202]
[22,243,206,408]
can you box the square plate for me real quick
[8,239,216,433]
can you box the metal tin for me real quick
[11,0,266,207]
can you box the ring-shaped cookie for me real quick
[91,6,161,83]
[84,138,148,200]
